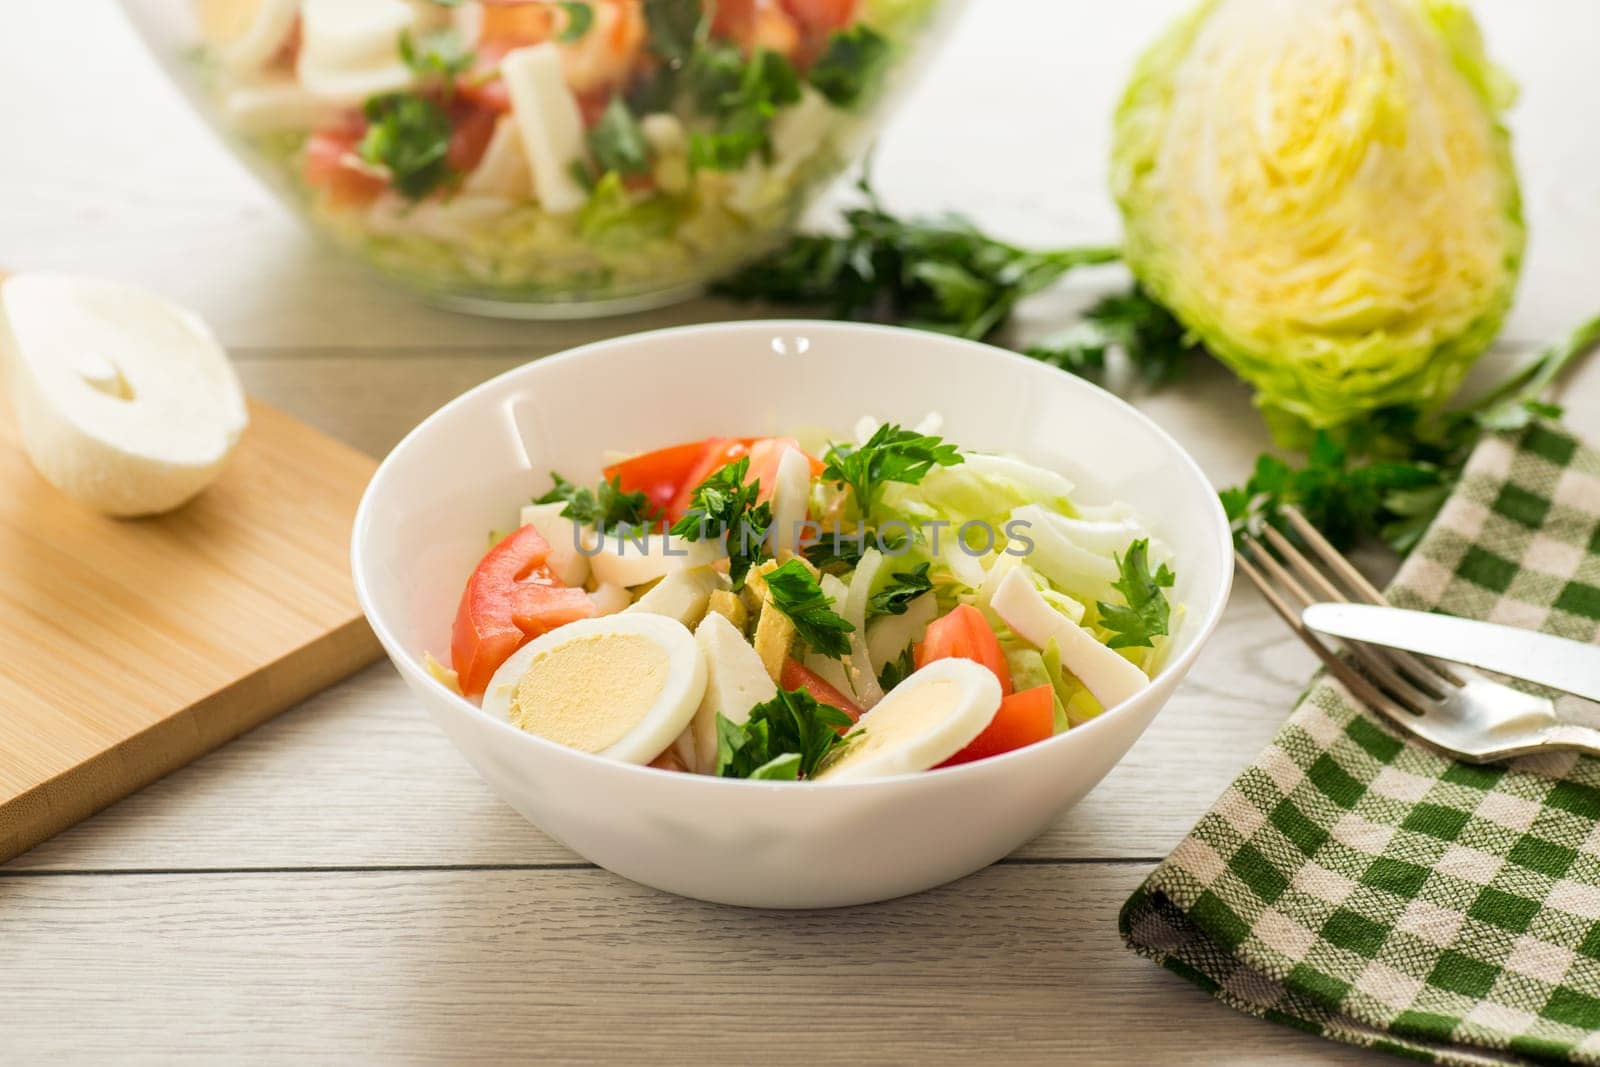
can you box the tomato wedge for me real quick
[780,658,862,725]
[604,436,824,523]
[667,437,761,518]
[937,685,1055,767]
[447,100,500,174]
[742,436,825,504]
[451,525,595,697]
[915,604,1014,695]
[779,0,859,34]
[603,438,713,518]
[303,124,386,208]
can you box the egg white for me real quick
[814,659,1001,781]
[482,614,707,766]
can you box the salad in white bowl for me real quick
[351,322,1232,906]
[435,420,1180,782]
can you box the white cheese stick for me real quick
[991,568,1150,710]
[502,43,589,214]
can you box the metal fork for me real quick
[1235,506,1600,763]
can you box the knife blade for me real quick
[1301,602,1600,703]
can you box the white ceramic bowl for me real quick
[352,321,1233,908]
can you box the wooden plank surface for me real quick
[3,0,1599,1062]
[0,398,383,861]
[0,863,1381,1065]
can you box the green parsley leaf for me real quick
[802,532,868,571]
[534,472,658,536]
[686,47,801,171]
[716,173,1119,338]
[1026,286,1201,389]
[669,457,772,588]
[876,646,916,692]
[587,96,652,176]
[822,423,963,517]
[867,562,933,620]
[1095,539,1175,650]
[763,559,855,659]
[808,24,890,106]
[715,687,854,779]
[556,1,594,41]
[358,92,454,199]
[643,0,705,64]
[685,41,746,111]
[399,27,473,84]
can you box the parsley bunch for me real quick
[716,174,1119,339]
[1026,286,1202,390]
[716,687,855,780]
[1223,311,1600,553]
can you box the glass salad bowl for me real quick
[117,0,964,317]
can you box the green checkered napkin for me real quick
[1121,423,1600,1065]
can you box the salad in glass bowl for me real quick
[121,0,957,315]
[433,418,1179,781]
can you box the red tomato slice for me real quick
[780,658,862,725]
[606,436,825,523]
[742,436,825,504]
[665,437,759,519]
[510,582,596,636]
[604,438,720,519]
[447,101,500,174]
[451,525,592,698]
[779,0,859,34]
[479,3,555,45]
[711,0,756,39]
[303,125,386,208]
[937,684,1054,767]
[914,604,1014,695]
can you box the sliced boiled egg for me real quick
[196,0,300,74]
[813,659,1001,781]
[220,78,342,134]
[991,567,1149,710]
[501,43,589,214]
[691,612,777,774]
[519,500,589,587]
[0,274,247,516]
[483,614,706,765]
[298,0,420,69]
[625,566,725,628]
[296,0,427,104]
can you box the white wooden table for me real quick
[4,2,1599,1061]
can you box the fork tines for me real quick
[1235,506,1462,720]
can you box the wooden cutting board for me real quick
[0,397,383,861]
